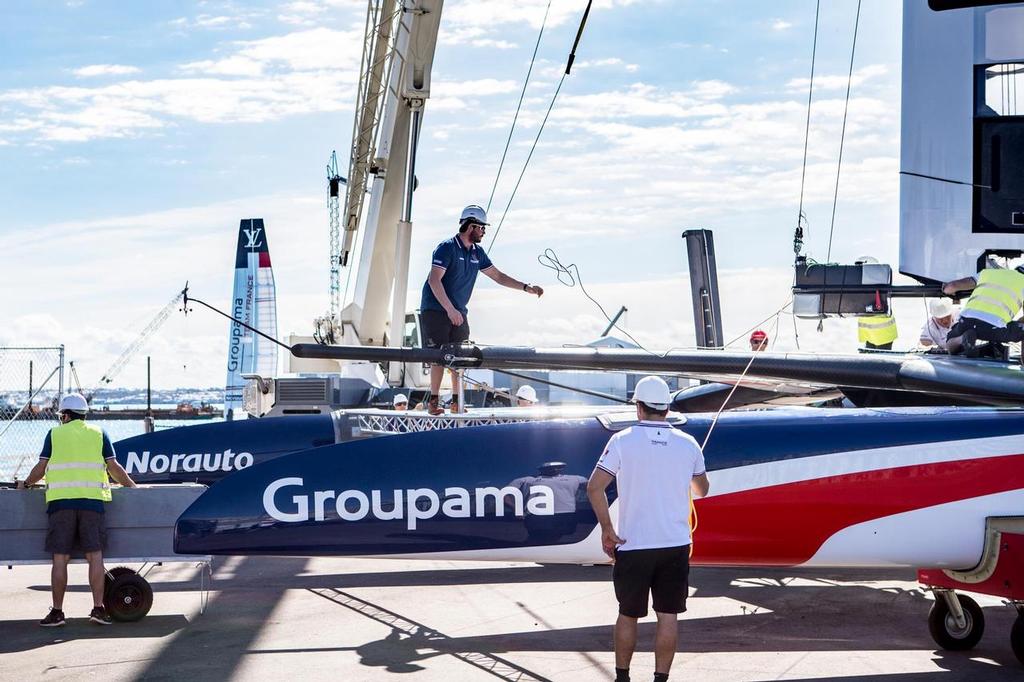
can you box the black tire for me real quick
[1012,614,1024,666]
[103,573,153,622]
[104,566,136,587]
[928,593,985,651]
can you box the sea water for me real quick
[0,417,222,481]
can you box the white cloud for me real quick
[277,0,364,26]
[0,28,367,143]
[772,19,793,31]
[180,56,265,77]
[471,39,518,50]
[169,13,254,31]
[442,0,639,48]
[73,64,141,78]
[787,64,890,93]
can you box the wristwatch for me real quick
[522,283,529,291]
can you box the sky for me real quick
[0,0,914,390]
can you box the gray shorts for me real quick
[45,509,107,555]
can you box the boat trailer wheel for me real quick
[103,566,154,622]
[928,591,984,651]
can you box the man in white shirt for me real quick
[919,299,959,350]
[587,376,710,682]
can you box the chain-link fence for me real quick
[0,346,64,481]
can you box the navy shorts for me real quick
[45,509,106,555]
[613,545,690,618]
[420,309,470,349]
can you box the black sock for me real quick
[653,673,669,682]
[614,668,630,682]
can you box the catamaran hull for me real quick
[173,407,1024,569]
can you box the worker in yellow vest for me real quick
[855,256,898,350]
[17,393,136,627]
[858,314,898,350]
[943,265,1024,357]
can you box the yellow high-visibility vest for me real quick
[963,269,1024,326]
[45,420,111,504]
[858,314,898,345]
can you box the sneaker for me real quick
[962,328,979,358]
[89,606,112,625]
[39,608,65,627]
[426,395,443,416]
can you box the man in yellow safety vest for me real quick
[943,265,1024,357]
[855,256,899,350]
[17,393,137,626]
[858,314,898,350]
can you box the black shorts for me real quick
[613,545,690,618]
[45,509,107,555]
[420,309,470,349]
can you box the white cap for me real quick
[516,385,537,403]
[392,393,408,406]
[929,299,953,318]
[855,255,878,265]
[59,393,89,413]
[633,375,671,409]
[460,204,489,225]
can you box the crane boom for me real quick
[337,0,443,349]
[338,0,402,269]
[97,291,184,386]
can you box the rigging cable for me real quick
[898,170,992,190]
[793,0,821,258]
[825,0,863,263]
[181,285,292,354]
[485,0,553,214]
[537,248,649,351]
[488,0,593,252]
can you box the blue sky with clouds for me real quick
[1,0,910,389]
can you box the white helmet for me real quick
[516,385,537,403]
[392,393,408,407]
[929,299,953,318]
[855,255,879,265]
[633,376,671,409]
[460,204,489,225]
[59,393,89,413]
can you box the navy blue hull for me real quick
[173,407,1024,558]
[114,414,336,485]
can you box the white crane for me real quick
[96,290,184,388]
[293,0,443,389]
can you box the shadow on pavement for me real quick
[129,556,309,682]
[0,614,189,655]
[239,564,1018,680]
[31,560,614,594]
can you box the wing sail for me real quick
[291,343,1024,405]
[225,219,278,417]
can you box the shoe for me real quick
[449,395,460,414]
[962,329,979,358]
[39,608,65,627]
[89,606,112,625]
[426,395,443,416]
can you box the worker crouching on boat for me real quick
[943,264,1024,357]
[420,204,543,415]
[17,393,137,627]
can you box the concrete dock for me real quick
[0,557,1018,680]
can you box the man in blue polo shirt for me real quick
[420,204,543,415]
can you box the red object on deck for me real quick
[918,532,1024,600]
